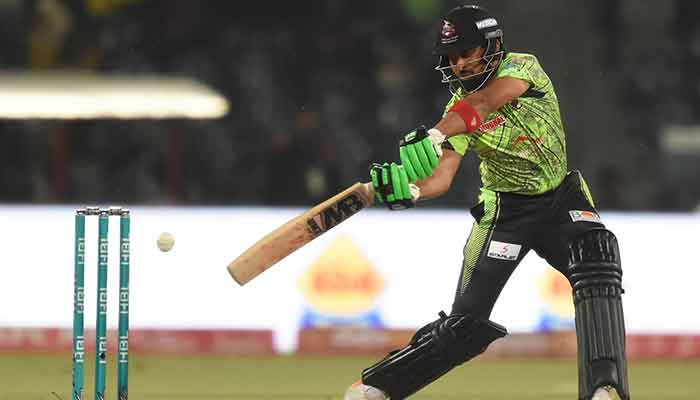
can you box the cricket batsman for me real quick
[345,5,630,400]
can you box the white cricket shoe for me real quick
[591,386,614,400]
[344,380,387,400]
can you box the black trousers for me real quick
[451,170,605,317]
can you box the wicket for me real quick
[72,207,131,400]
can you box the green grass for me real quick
[1,353,698,399]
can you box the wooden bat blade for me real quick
[227,182,374,285]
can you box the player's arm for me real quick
[399,77,529,182]
[434,77,530,137]
[370,149,461,210]
[414,148,461,200]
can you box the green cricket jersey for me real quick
[445,52,567,195]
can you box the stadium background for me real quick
[1,1,699,399]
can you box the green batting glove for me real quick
[399,126,445,182]
[369,162,420,210]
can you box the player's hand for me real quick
[399,126,445,182]
[370,162,420,210]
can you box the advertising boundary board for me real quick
[0,206,697,352]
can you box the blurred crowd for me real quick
[0,0,698,211]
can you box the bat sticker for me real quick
[306,193,365,236]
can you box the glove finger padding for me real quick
[369,162,417,210]
[370,162,395,204]
[400,146,419,182]
[399,126,439,182]
[403,145,428,180]
[413,144,432,179]
[398,165,410,200]
[422,138,440,169]
[389,162,403,201]
[381,163,392,199]
[370,164,384,204]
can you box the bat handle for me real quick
[361,182,375,205]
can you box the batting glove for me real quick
[370,162,420,211]
[399,126,445,182]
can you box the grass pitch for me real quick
[0,353,698,399]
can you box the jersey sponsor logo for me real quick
[569,210,601,223]
[475,18,498,30]
[441,20,458,43]
[487,240,522,261]
[478,115,506,132]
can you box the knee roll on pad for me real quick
[361,311,507,399]
[568,229,630,400]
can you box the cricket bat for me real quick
[227,182,374,285]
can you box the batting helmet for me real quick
[433,5,505,94]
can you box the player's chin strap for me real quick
[568,228,630,400]
[361,311,507,399]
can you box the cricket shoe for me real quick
[344,380,387,400]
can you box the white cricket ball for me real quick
[157,232,175,252]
